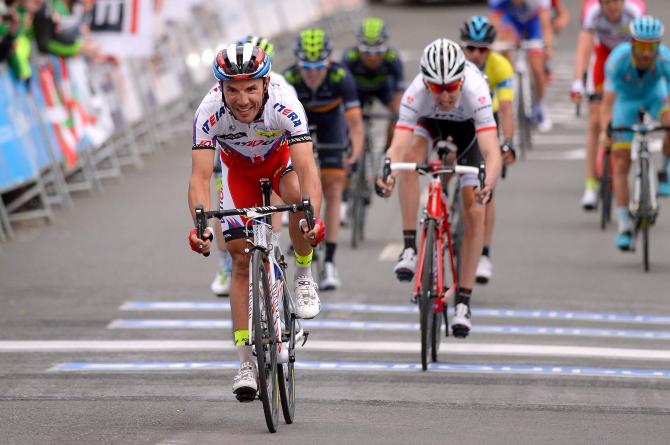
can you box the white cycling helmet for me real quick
[420,38,466,84]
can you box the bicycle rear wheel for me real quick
[277,275,296,424]
[600,150,612,231]
[252,251,280,433]
[419,219,436,371]
[350,155,366,249]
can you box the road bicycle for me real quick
[598,143,613,231]
[610,111,669,272]
[195,180,314,432]
[381,152,485,370]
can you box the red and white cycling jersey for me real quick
[582,0,645,49]
[396,62,497,134]
[192,80,310,236]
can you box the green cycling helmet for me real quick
[358,17,388,46]
[293,28,332,62]
[242,35,275,58]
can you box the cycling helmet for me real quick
[294,28,332,62]
[212,43,271,81]
[241,35,274,58]
[420,38,466,84]
[460,16,496,46]
[358,18,388,46]
[630,16,665,42]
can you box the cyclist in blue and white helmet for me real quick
[600,15,670,251]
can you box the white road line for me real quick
[6,340,670,361]
[378,242,403,261]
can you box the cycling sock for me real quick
[586,178,598,191]
[234,330,253,363]
[403,230,417,252]
[325,242,336,263]
[294,251,313,280]
[218,248,231,273]
[617,207,631,232]
[455,288,472,306]
[482,245,490,257]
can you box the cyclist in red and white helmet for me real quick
[187,42,324,402]
[377,38,502,339]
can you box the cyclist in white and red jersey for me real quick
[376,38,502,339]
[570,0,645,210]
[188,43,324,401]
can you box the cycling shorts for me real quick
[611,83,670,150]
[414,118,484,188]
[500,14,544,48]
[308,111,349,171]
[217,142,293,241]
[586,44,611,101]
[357,82,397,108]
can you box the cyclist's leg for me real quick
[653,91,670,197]
[524,18,549,130]
[210,154,232,296]
[611,96,636,249]
[582,47,607,208]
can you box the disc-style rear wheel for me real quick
[252,251,279,433]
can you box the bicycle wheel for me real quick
[251,250,280,433]
[517,74,528,159]
[600,150,612,231]
[277,269,296,424]
[430,306,442,363]
[350,156,366,249]
[419,219,436,371]
[639,158,650,272]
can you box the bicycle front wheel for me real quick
[640,158,651,272]
[252,250,280,433]
[600,150,612,231]
[419,219,436,371]
[277,277,296,424]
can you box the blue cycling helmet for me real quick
[460,16,496,46]
[212,43,271,81]
[630,16,665,42]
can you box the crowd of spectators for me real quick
[0,0,101,80]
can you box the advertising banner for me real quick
[89,0,156,58]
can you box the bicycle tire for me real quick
[252,250,280,433]
[430,308,442,363]
[600,150,612,230]
[640,158,650,272]
[350,160,365,249]
[277,278,296,424]
[419,219,435,371]
[517,74,528,159]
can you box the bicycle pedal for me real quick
[300,331,309,347]
[234,387,257,403]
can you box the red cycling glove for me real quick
[188,228,213,254]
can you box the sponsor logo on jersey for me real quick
[201,106,226,134]
[273,103,302,127]
[221,132,246,140]
[256,129,284,138]
[478,96,487,104]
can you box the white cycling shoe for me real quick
[475,255,492,284]
[321,262,341,291]
[581,188,598,211]
[394,248,417,282]
[232,361,258,402]
[210,268,231,297]
[451,302,472,338]
[294,276,321,319]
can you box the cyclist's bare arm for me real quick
[573,31,594,84]
[499,99,515,142]
[188,149,215,220]
[289,141,323,217]
[476,129,502,204]
[344,107,365,163]
[600,91,615,136]
[377,127,414,196]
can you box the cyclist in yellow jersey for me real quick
[461,16,516,284]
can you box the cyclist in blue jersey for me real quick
[342,18,405,145]
[600,16,670,251]
[283,29,364,290]
[489,0,555,132]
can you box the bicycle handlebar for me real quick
[492,40,544,52]
[381,157,486,189]
[609,125,670,135]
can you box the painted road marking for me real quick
[119,302,670,325]
[48,360,670,380]
[9,340,670,361]
[107,319,670,339]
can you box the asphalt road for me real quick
[2,0,670,443]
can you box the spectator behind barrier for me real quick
[34,0,100,59]
[6,0,44,81]
[0,1,20,63]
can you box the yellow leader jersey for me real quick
[482,51,514,113]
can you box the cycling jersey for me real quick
[283,62,360,170]
[490,0,550,42]
[582,0,645,98]
[397,62,496,180]
[482,51,514,113]
[605,42,670,148]
[341,46,405,106]
[192,79,311,238]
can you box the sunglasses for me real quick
[299,60,328,71]
[632,40,659,53]
[358,45,387,55]
[464,45,490,53]
[425,79,463,95]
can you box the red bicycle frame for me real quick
[412,160,458,313]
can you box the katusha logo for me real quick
[273,103,302,127]
[201,106,226,134]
